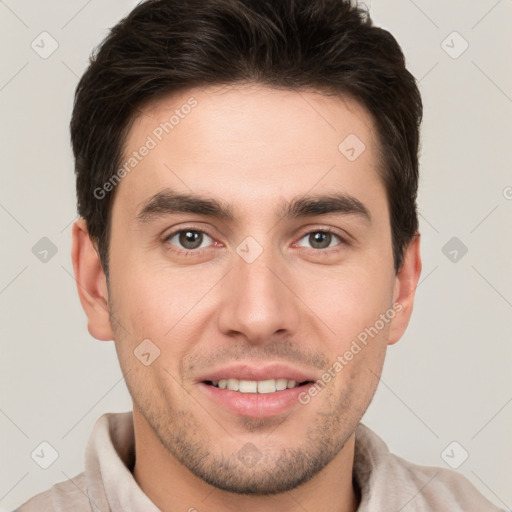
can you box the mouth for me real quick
[197,363,318,418]
[204,378,314,394]
[199,377,316,419]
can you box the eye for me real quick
[296,230,343,250]
[166,229,213,251]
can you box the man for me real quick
[15,0,502,510]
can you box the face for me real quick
[84,84,416,494]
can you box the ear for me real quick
[71,218,114,341]
[388,233,422,345]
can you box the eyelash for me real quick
[162,226,350,257]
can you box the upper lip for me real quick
[197,363,318,383]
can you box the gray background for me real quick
[0,0,511,510]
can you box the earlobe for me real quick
[388,233,422,345]
[71,219,114,341]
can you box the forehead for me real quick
[115,84,385,219]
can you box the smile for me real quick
[206,378,312,394]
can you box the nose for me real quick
[216,244,301,345]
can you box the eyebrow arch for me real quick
[136,189,234,224]
[283,193,371,223]
[136,188,371,225]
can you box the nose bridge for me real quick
[216,240,299,342]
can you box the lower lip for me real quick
[198,382,314,418]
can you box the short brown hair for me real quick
[71,0,422,277]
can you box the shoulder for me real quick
[14,472,91,512]
[355,424,503,511]
[390,452,502,511]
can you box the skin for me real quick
[72,83,421,512]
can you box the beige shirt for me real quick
[15,411,502,511]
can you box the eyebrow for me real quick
[136,188,371,224]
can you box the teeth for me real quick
[210,378,303,393]
[226,378,239,391]
[275,378,288,391]
[239,380,258,393]
[257,379,275,394]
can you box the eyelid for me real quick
[162,224,352,256]
[162,225,220,252]
[293,225,352,246]
[292,227,351,257]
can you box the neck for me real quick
[132,408,360,512]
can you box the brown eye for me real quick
[166,230,213,251]
[297,231,341,250]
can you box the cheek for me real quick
[108,272,191,411]
[110,261,205,336]
[299,265,394,345]
[109,262,225,383]
[326,318,390,416]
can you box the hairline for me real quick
[96,82,397,280]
